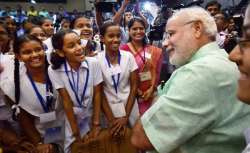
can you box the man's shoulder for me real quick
[186,51,237,75]
[172,55,238,87]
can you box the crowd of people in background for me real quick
[0,0,250,153]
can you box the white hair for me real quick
[168,7,217,39]
[244,4,250,25]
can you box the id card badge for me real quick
[77,116,90,137]
[110,103,126,118]
[39,111,56,123]
[73,107,90,137]
[139,71,152,82]
[145,52,151,59]
[73,107,83,116]
[73,107,88,117]
[109,65,122,76]
[44,125,63,144]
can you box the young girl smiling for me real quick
[97,21,139,136]
[49,30,103,153]
[1,35,64,153]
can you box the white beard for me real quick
[169,49,195,67]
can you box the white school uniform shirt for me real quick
[0,53,14,107]
[0,53,24,133]
[0,52,12,118]
[0,65,64,139]
[43,37,54,63]
[96,50,139,126]
[48,57,103,153]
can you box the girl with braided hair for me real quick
[0,24,37,153]
[0,35,64,153]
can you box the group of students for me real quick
[0,6,162,153]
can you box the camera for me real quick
[95,0,118,12]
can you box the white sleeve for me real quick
[128,52,138,72]
[92,60,103,86]
[0,55,15,102]
[0,55,14,82]
[48,66,65,89]
[0,77,15,102]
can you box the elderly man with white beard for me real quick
[131,7,250,153]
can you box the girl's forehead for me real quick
[64,33,79,41]
[106,25,120,32]
[20,40,42,50]
[43,19,52,24]
[76,17,91,23]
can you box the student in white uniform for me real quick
[27,26,54,64]
[39,17,54,39]
[49,30,103,153]
[0,24,36,153]
[70,16,101,56]
[97,21,139,136]
[39,18,55,59]
[27,26,47,42]
[0,24,19,133]
[0,35,64,153]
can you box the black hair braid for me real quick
[45,56,52,89]
[13,57,20,120]
[100,42,104,51]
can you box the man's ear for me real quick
[55,49,65,57]
[193,21,203,38]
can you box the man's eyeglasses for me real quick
[238,39,250,53]
[163,20,198,41]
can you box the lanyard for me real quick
[138,48,146,64]
[64,61,89,107]
[131,43,146,64]
[105,51,121,94]
[27,72,50,113]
